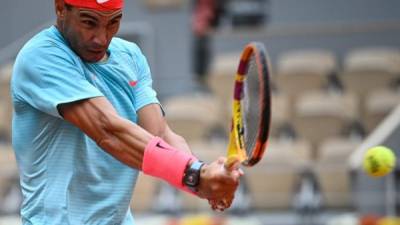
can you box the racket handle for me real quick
[224,156,240,171]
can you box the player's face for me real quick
[60,5,122,62]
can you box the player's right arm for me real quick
[58,96,241,205]
[59,96,152,169]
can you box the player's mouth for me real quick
[87,49,106,61]
[88,49,105,55]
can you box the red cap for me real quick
[64,0,124,11]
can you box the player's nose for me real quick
[92,29,108,48]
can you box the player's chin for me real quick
[81,51,106,63]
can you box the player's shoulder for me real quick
[110,37,143,57]
[17,26,73,60]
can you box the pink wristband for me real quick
[142,137,197,193]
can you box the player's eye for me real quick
[109,19,120,27]
[82,20,97,27]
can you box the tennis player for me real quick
[10,0,242,224]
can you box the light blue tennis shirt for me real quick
[11,26,160,225]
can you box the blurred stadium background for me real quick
[1,0,400,224]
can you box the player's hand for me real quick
[196,157,244,209]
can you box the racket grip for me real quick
[224,156,240,171]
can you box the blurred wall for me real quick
[1,0,400,97]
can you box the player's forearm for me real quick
[60,98,189,173]
[59,97,154,169]
[136,103,192,154]
[96,114,154,169]
[161,127,192,154]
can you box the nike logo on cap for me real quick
[96,0,111,4]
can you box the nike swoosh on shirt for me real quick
[129,81,138,87]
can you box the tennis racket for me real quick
[213,42,272,210]
[225,42,271,169]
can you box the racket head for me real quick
[227,42,272,167]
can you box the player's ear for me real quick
[55,0,66,19]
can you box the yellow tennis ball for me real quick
[363,146,396,177]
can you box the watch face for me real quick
[184,161,204,188]
[186,173,199,187]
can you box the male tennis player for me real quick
[11,0,242,224]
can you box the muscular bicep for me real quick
[58,97,153,169]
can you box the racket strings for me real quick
[242,54,261,156]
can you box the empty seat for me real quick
[207,52,239,103]
[275,49,337,100]
[340,47,400,97]
[163,94,220,144]
[264,138,313,166]
[206,52,240,132]
[317,137,361,162]
[270,92,291,137]
[315,137,361,208]
[364,88,400,132]
[190,140,226,163]
[245,138,312,209]
[293,90,359,151]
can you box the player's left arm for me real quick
[137,103,192,154]
[137,103,241,205]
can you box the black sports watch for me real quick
[183,160,205,192]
